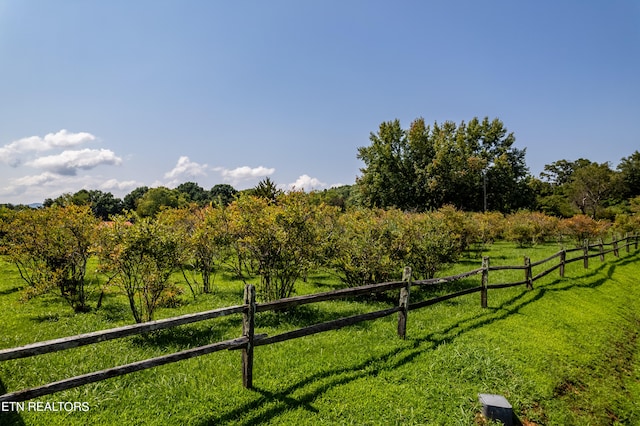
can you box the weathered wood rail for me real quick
[0,235,637,403]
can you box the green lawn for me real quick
[1,241,639,425]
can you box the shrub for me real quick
[227,192,331,301]
[431,205,473,252]
[96,214,183,322]
[0,205,98,312]
[504,211,558,247]
[559,215,610,246]
[396,211,462,279]
[329,208,401,287]
[467,211,505,249]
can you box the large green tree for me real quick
[567,162,616,218]
[357,117,531,212]
[357,119,417,209]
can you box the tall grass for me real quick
[1,242,639,425]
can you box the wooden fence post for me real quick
[242,284,256,389]
[583,240,589,269]
[397,266,412,339]
[635,233,638,250]
[559,249,566,278]
[524,256,533,290]
[625,233,630,254]
[598,239,604,261]
[481,257,489,308]
[613,236,619,257]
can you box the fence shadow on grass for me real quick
[0,286,22,297]
[0,378,26,426]
[129,316,244,350]
[255,304,371,330]
[197,253,637,425]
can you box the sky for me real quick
[1,0,639,205]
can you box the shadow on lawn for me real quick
[0,378,26,426]
[0,286,22,296]
[196,252,638,425]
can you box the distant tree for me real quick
[87,190,124,219]
[539,158,593,187]
[310,185,355,211]
[123,186,149,211]
[136,187,182,217]
[175,182,209,206]
[618,150,640,198]
[41,190,124,219]
[251,177,282,203]
[566,162,615,218]
[536,158,598,217]
[210,184,238,206]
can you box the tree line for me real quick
[357,116,640,218]
[3,116,637,221]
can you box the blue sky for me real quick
[1,0,639,204]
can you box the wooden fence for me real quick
[0,235,638,403]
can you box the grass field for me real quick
[1,241,639,425]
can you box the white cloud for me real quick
[287,174,328,191]
[100,178,141,192]
[215,165,275,184]
[43,129,95,147]
[0,130,95,166]
[164,156,208,179]
[2,172,79,199]
[26,149,122,175]
[10,172,61,187]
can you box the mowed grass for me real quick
[0,241,639,425]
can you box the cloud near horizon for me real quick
[287,174,327,191]
[214,165,276,185]
[0,130,96,167]
[164,156,209,179]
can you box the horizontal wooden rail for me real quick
[564,246,585,254]
[529,251,562,267]
[0,336,253,403]
[0,305,245,362]
[412,268,484,286]
[255,280,405,312]
[565,256,585,265]
[488,264,527,271]
[532,262,562,281]
[255,307,401,346]
[486,280,528,290]
[408,286,483,311]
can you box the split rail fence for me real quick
[1,235,638,403]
